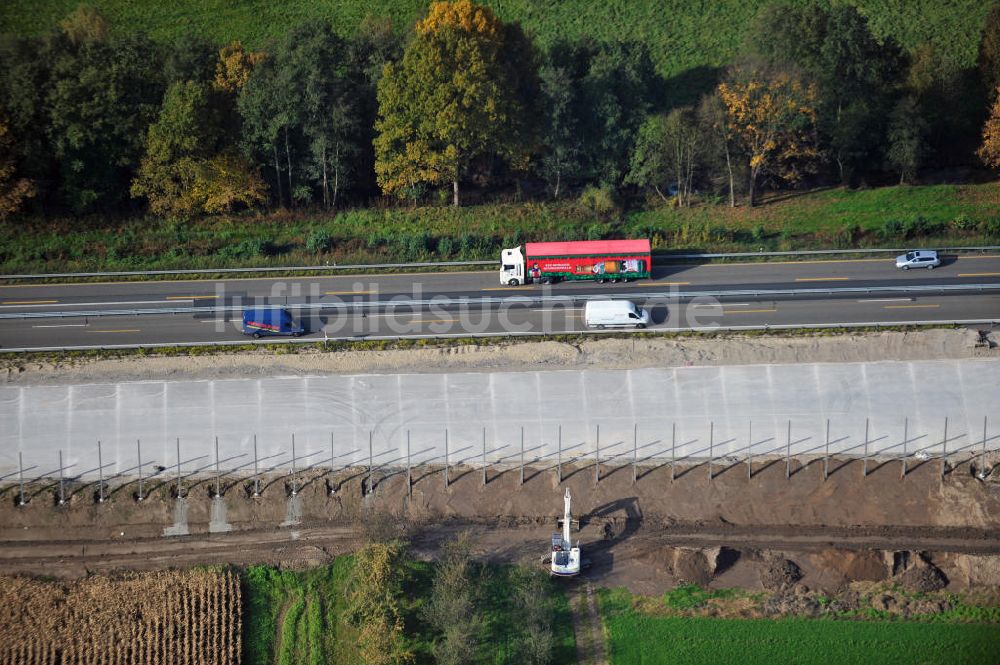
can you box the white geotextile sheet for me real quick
[1,359,997,478]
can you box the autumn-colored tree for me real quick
[214,41,265,95]
[0,116,35,219]
[59,4,109,44]
[374,0,536,206]
[346,541,414,665]
[132,81,265,215]
[718,66,819,206]
[191,152,267,212]
[978,87,1000,168]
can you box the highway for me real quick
[1,254,999,349]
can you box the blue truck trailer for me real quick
[242,308,305,338]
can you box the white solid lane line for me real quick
[0,299,195,309]
[31,323,90,328]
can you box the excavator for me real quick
[550,488,581,577]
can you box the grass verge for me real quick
[1,183,998,278]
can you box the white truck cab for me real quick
[500,246,525,285]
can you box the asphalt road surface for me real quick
[1,255,999,349]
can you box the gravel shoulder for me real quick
[2,328,996,386]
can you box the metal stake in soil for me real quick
[136,439,144,502]
[941,417,948,481]
[901,417,908,479]
[632,423,638,485]
[444,429,449,489]
[708,421,714,482]
[366,431,373,496]
[520,427,525,487]
[291,433,298,497]
[863,418,870,478]
[980,416,989,479]
[252,434,260,498]
[97,440,104,503]
[482,427,487,486]
[407,430,412,497]
[214,435,221,498]
[823,419,830,482]
[671,422,676,482]
[595,424,600,485]
[329,432,336,496]
[747,420,753,481]
[18,452,26,507]
[557,425,562,484]
[58,449,65,505]
[175,438,183,499]
[785,420,791,479]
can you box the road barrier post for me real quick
[747,420,753,481]
[136,439,144,502]
[941,417,948,480]
[97,440,104,503]
[863,419,869,477]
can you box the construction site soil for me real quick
[2,329,999,598]
[2,455,999,596]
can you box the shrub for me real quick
[950,214,976,231]
[219,238,273,259]
[578,185,616,217]
[437,236,455,257]
[876,218,904,241]
[978,216,1000,238]
[305,228,332,253]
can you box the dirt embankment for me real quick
[2,328,996,385]
[2,452,999,595]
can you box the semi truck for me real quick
[499,239,652,285]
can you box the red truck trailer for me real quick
[499,239,652,285]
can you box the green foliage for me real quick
[662,584,741,611]
[305,227,332,252]
[603,613,1000,665]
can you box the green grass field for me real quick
[1,183,997,275]
[602,586,1000,665]
[0,1,989,84]
[604,614,1000,665]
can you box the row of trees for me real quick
[2,1,1000,218]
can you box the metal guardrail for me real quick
[2,246,998,281]
[2,283,998,320]
[0,318,996,354]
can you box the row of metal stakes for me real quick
[7,416,994,507]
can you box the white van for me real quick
[584,300,650,329]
